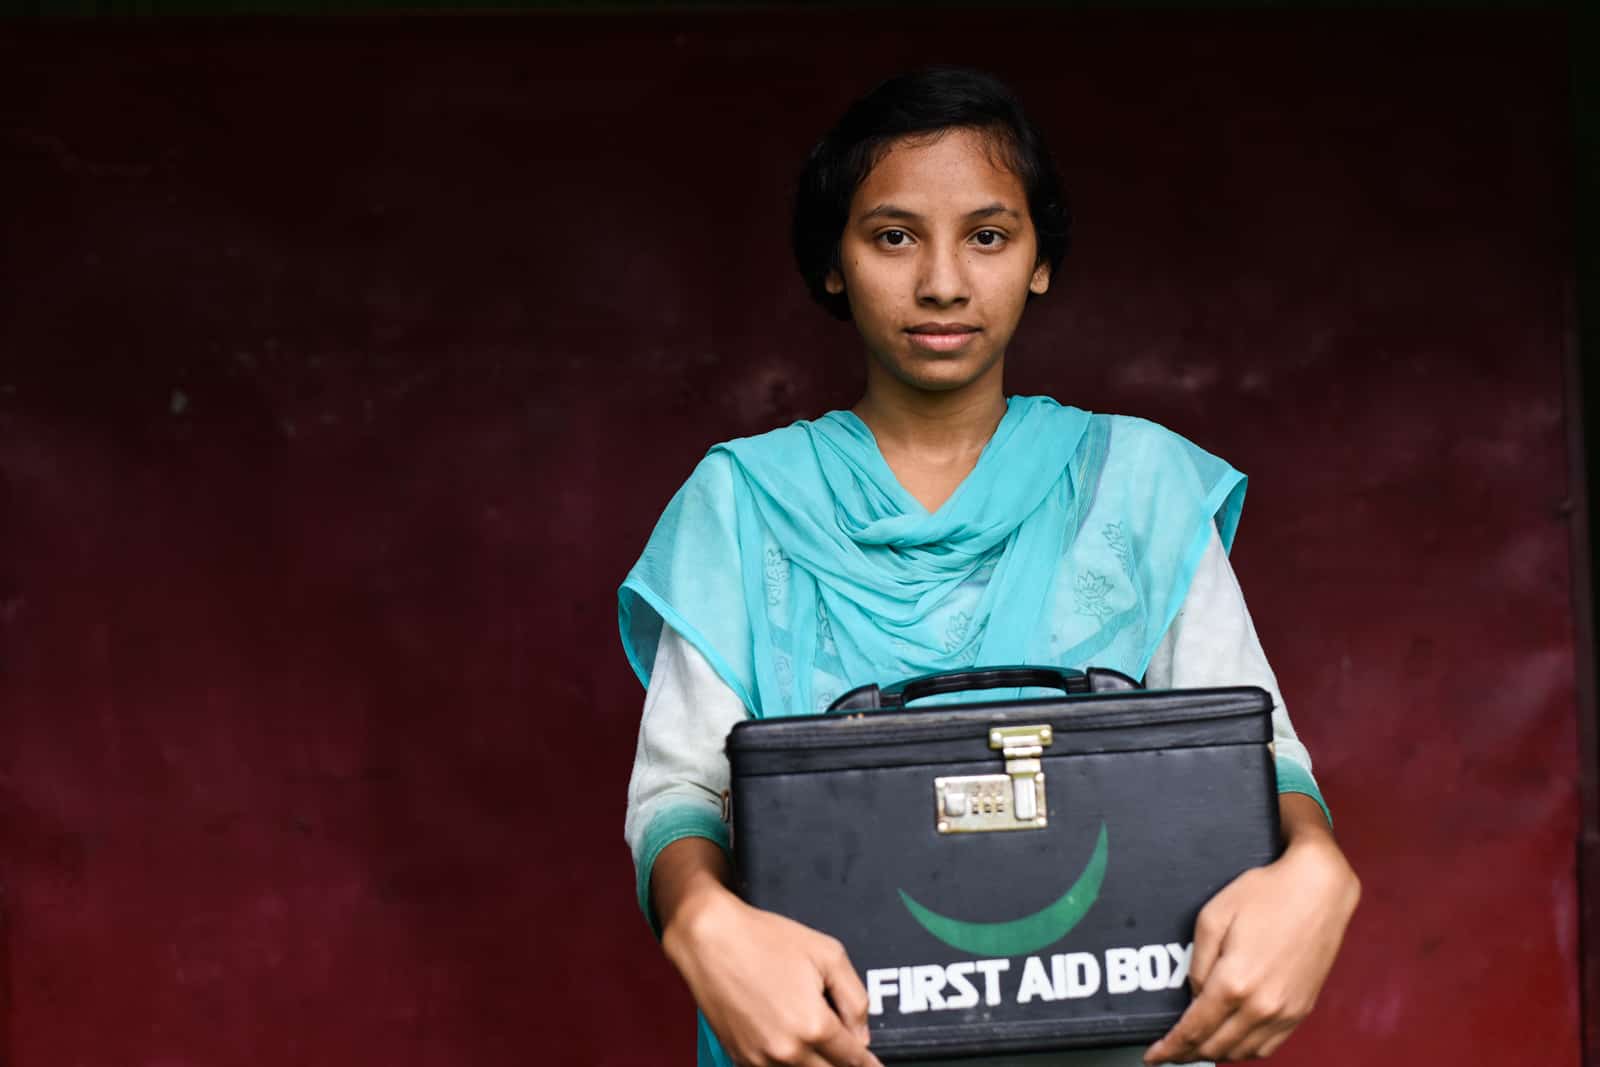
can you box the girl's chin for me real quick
[876,351,1001,394]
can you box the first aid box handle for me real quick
[827,664,1141,713]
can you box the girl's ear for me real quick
[1030,260,1051,295]
[825,268,845,295]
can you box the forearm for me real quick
[1280,791,1332,843]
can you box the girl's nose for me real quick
[916,241,970,307]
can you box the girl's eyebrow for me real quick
[968,203,1022,221]
[859,203,922,222]
[858,202,1022,223]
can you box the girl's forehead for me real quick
[854,128,1028,212]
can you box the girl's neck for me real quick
[853,384,1006,461]
[851,368,1008,511]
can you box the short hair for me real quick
[792,67,1071,322]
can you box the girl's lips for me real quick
[906,330,980,353]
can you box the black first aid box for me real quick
[727,666,1281,1062]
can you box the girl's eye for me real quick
[877,229,912,248]
[973,229,1007,248]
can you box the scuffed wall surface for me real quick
[0,13,1577,1065]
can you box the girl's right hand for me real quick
[662,880,882,1067]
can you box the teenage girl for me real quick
[620,68,1360,1067]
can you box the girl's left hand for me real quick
[1143,794,1360,1064]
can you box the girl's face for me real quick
[826,127,1051,396]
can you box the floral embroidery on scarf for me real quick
[1103,521,1136,579]
[938,610,983,667]
[944,610,972,653]
[955,627,982,667]
[1075,570,1116,621]
[816,599,835,654]
[764,547,789,607]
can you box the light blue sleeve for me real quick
[1143,526,1331,826]
[623,625,748,935]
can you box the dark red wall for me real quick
[0,13,1579,1066]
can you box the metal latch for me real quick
[934,723,1052,834]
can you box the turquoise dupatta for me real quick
[620,396,1245,720]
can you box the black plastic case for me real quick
[726,667,1280,1061]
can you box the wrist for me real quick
[1279,835,1362,912]
[661,877,744,965]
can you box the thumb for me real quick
[816,937,872,1043]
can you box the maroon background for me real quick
[0,12,1581,1066]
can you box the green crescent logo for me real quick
[898,823,1109,958]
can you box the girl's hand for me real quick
[658,841,882,1067]
[1144,794,1360,1064]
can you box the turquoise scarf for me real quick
[620,395,1245,717]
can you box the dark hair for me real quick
[792,67,1071,322]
